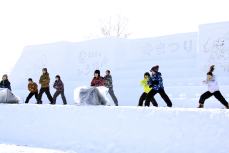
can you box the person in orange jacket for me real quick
[25,78,39,104]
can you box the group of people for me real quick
[90,69,119,106]
[1,65,229,108]
[138,65,229,109]
[25,68,67,105]
[0,68,67,105]
[0,68,119,106]
[138,65,172,107]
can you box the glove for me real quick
[152,80,159,85]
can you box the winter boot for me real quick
[197,103,204,108]
[225,104,229,109]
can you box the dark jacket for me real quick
[39,73,50,88]
[91,77,105,87]
[147,72,164,91]
[53,79,64,91]
[0,79,11,90]
[28,82,38,93]
[104,74,113,88]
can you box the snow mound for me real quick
[0,88,19,104]
[0,105,229,153]
[74,86,111,105]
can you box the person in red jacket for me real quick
[91,70,105,87]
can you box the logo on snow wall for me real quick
[143,40,193,56]
[201,33,229,72]
[76,50,108,76]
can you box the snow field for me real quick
[0,105,229,153]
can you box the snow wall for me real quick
[198,21,229,73]
[10,21,229,106]
[0,105,229,153]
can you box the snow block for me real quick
[0,88,19,104]
[74,86,110,105]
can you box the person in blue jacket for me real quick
[144,65,172,107]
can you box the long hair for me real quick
[207,65,215,76]
[94,70,100,77]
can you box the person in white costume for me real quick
[198,65,229,108]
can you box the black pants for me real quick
[38,87,53,104]
[145,88,172,107]
[138,92,155,106]
[108,87,118,106]
[53,90,67,105]
[199,91,228,107]
[25,92,39,103]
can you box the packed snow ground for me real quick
[0,105,229,153]
[0,144,71,153]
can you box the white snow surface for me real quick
[0,105,229,153]
[0,144,71,153]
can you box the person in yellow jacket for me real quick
[138,72,153,106]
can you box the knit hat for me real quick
[3,74,8,78]
[2,74,8,80]
[55,75,60,79]
[150,65,159,72]
[207,65,215,76]
[106,70,110,74]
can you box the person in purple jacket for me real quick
[52,75,67,105]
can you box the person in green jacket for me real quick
[138,72,153,106]
[37,68,53,104]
